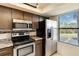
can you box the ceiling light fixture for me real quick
[23,3,39,8]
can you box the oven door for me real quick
[14,42,35,56]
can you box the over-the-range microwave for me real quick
[12,19,32,31]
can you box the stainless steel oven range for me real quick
[12,31,35,56]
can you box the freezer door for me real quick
[46,38,57,56]
[51,28,57,54]
[45,38,52,56]
[51,39,57,54]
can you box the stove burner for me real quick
[12,35,34,46]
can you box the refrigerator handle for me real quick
[51,27,54,40]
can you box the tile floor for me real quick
[52,53,61,56]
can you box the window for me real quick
[59,11,79,46]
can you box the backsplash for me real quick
[0,33,11,40]
[29,31,36,37]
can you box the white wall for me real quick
[57,42,79,56]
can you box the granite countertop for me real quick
[0,39,13,49]
[0,42,13,49]
[31,36,43,41]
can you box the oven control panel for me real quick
[12,32,29,37]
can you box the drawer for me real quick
[0,46,13,56]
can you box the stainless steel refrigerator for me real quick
[45,20,57,56]
[36,19,57,56]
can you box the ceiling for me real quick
[0,3,79,17]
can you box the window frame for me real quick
[58,10,79,46]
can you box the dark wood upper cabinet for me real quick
[24,12,33,21]
[32,15,44,29]
[12,9,24,20]
[0,5,45,30]
[0,6,12,30]
[32,15,40,29]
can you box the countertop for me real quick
[0,43,13,49]
[31,36,43,41]
[0,39,13,49]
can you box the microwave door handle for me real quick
[28,24,29,28]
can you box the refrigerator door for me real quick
[51,28,57,54]
[45,20,57,56]
[46,38,52,56]
[45,20,51,56]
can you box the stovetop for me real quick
[12,35,34,46]
[13,39,34,46]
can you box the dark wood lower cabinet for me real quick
[0,46,13,56]
[35,40,42,56]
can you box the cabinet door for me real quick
[12,9,24,20]
[32,15,39,29]
[35,40,42,56]
[0,6,12,30]
[24,12,33,21]
[0,46,13,56]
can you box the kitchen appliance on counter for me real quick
[37,19,57,56]
[13,19,32,31]
[12,31,35,56]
